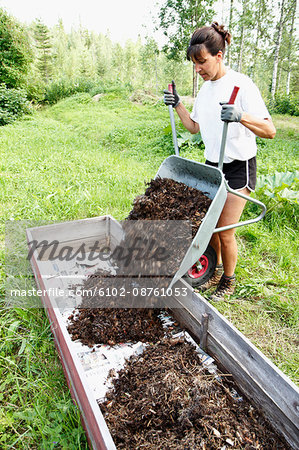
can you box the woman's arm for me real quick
[240,113,276,139]
[174,102,200,134]
[221,104,276,139]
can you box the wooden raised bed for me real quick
[26,215,299,449]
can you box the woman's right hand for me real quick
[163,83,181,108]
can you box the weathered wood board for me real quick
[26,215,299,449]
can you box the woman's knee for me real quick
[218,230,236,247]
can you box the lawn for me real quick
[0,92,298,448]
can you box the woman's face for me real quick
[192,47,224,81]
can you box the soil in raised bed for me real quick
[100,339,290,449]
[67,308,168,347]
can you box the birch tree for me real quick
[226,0,234,66]
[157,0,216,96]
[270,0,286,97]
[286,0,297,94]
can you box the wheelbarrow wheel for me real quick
[186,245,217,287]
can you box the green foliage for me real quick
[32,19,53,82]
[256,171,299,206]
[43,78,134,105]
[44,77,98,104]
[267,93,299,116]
[163,125,205,150]
[0,84,31,126]
[0,8,32,89]
[177,130,204,149]
[158,0,215,60]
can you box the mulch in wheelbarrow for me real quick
[127,177,211,238]
[100,339,290,449]
[66,177,210,313]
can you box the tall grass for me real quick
[0,93,298,447]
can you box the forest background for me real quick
[0,0,298,123]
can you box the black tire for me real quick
[186,245,217,287]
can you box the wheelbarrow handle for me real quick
[168,82,179,156]
[214,179,267,233]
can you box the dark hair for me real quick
[187,22,231,61]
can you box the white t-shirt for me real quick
[190,69,270,163]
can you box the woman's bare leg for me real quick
[212,187,250,276]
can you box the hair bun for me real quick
[211,22,231,45]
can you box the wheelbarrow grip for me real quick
[228,86,240,104]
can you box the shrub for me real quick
[0,84,31,126]
[267,94,299,116]
[89,80,133,97]
[0,9,32,89]
[44,77,96,105]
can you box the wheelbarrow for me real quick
[161,86,267,288]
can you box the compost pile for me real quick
[100,340,289,449]
[67,308,168,347]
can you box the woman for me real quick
[164,22,276,301]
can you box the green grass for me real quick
[0,92,298,447]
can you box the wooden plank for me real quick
[27,229,117,450]
[171,282,299,449]
[27,215,110,243]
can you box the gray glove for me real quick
[163,81,180,108]
[221,104,243,122]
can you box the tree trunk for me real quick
[252,0,262,82]
[226,0,234,66]
[237,0,247,73]
[237,25,244,72]
[271,0,285,98]
[286,0,296,95]
[193,65,198,97]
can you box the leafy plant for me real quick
[44,77,96,104]
[0,84,31,126]
[0,8,32,89]
[267,94,299,116]
[163,126,204,150]
[177,130,204,149]
[256,170,299,212]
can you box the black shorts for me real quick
[205,157,257,191]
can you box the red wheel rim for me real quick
[188,255,209,279]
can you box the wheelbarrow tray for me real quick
[155,155,226,287]
[25,216,299,449]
